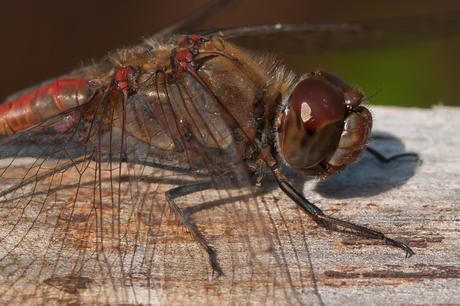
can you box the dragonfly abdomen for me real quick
[0,78,93,136]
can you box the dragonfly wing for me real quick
[0,77,139,303]
[189,12,460,55]
[0,65,302,304]
[121,67,302,304]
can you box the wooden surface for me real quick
[0,105,459,305]
[285,105,460,305]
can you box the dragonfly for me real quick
[0,1,458,304]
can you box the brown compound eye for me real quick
[278,77,346,172]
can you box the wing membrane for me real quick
[197,12,460,54]
[0,60,300,304]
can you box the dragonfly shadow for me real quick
[255,132,419,200]
[182,190,267,217]
[313,131,419,199]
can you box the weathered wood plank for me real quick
[0,106,458,305]
[285,105,460,305]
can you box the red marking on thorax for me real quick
[175,50,195,72]
[115,67,136,91]
[176,50,193,62]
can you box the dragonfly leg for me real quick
[272,169,415,257]
[366,146,419,163]
[165,181,224,277]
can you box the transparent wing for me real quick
[121,67,304,304]
[194,12,460,54]
[0,78,135,303]
[0,61,306,304]
[149,0,460,56]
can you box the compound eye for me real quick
[278,78,346,171]
[291,78,345,132]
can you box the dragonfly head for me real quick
[276,70,372,178]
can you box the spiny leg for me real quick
[166,181,224,277]
[272,169,415,257]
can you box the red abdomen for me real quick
[0,78,92,135]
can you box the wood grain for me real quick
[0,106,458,305]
